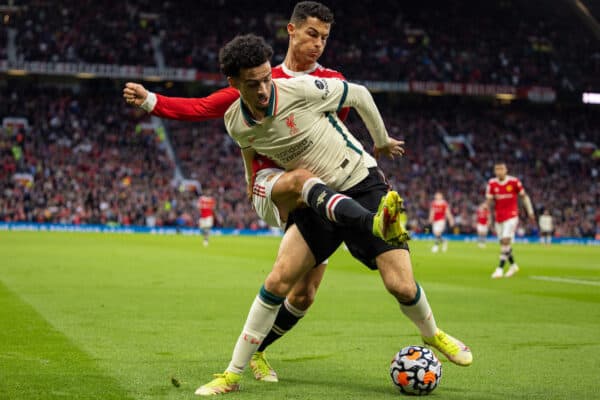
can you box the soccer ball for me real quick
[390,346,442,395]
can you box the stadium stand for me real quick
[7,0,600,90]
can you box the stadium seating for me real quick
[7,0,599,90]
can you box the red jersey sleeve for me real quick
[152,87,240,122]
[515,178,524,194]
[337,106,350,122]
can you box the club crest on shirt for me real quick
[286,113,299,136]
[506,185,513,192]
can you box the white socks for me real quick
[227,295,281,374]
[399,284,438,338]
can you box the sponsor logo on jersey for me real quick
[314,79,325,90]
[273,137,314,164]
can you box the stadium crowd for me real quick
[2,0,599,238]
[8,0,599,90]
[1,85,598,238]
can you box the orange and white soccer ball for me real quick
[390,346,442,395]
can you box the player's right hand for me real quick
[246,184,253,202]
[374,138,405,160]
[123,82,148,107]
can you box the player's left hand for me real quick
[374,138,404,160]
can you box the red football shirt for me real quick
[197,196,216,218]
[485,176,524,222]
[430,200,449,222]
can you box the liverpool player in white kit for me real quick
[194,34,472,396]
[486,162,535,278]
[124,3,372,381]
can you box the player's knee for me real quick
[287,287,316,310]
[384,280,417,304]
[264,263,297,298]
[287,169,315,194]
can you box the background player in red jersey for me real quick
[197,190,217,247]
[475,202,490,248]
[428,192,454,253]
[123,1,383,383]
[486,162,535,278]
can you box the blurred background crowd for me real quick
[1,0,599,238]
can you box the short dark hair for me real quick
[290,1,334,25]
[219,34,274,78]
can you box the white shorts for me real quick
[199,216,214,229]
[432,220,446,236]
[252,168,285,228]
[495,217,518,242]
[476,223,488,236]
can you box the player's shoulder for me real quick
[223,98,241,125]
[275,75,322,92]
[224,97,240,118]
[507,175,522,184]
[487,177,498,185]
[311,64,346,80]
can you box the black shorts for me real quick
[286,168,409,270]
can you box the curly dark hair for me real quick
[219,34,274,78]
[290,1,334,25]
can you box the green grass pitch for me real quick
[1,231,599,399]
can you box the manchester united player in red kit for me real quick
[486,162,535,278]
[475,202,490,248]
[198,191,217,246]
[428,192,454,253]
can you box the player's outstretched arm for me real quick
[123,82,240,122]
[343,83,391,149]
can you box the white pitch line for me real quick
[530,275,600,287]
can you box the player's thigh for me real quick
[432,221,445,236]
[253,168,285,226]
[270,169,314,214]
[341,172,409,270]
[496,217,518,243]
[199,217,213,229]
[376,248,417,302]
[476,224,488,236]
[287,207,343,266]
[265,224,318,297]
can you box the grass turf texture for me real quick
[1,232,599,399]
